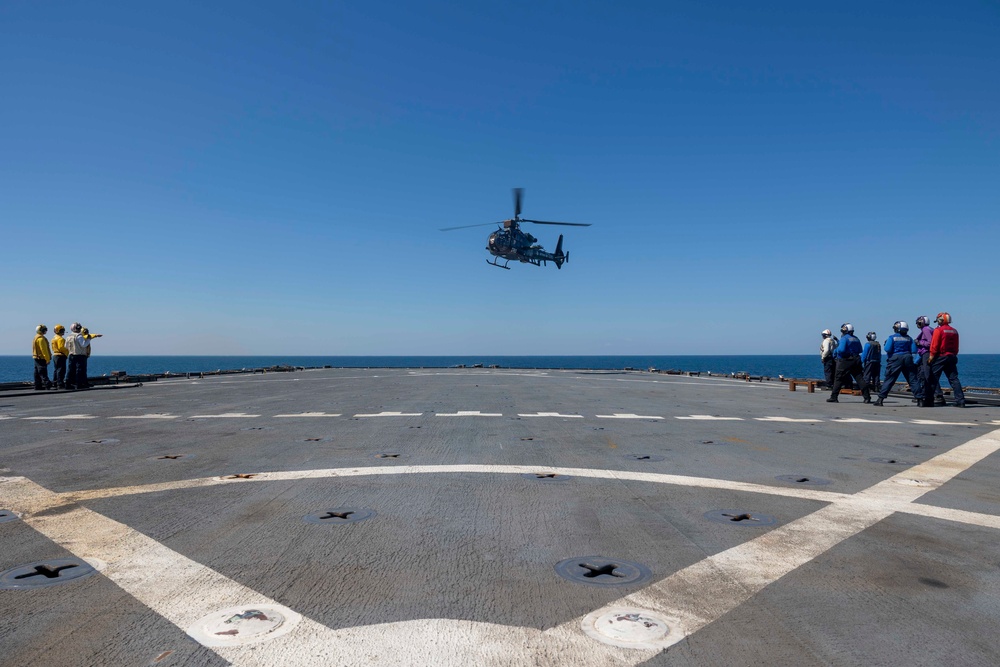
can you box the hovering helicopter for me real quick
[440,188,591,269]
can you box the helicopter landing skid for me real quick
[487,258,511,269]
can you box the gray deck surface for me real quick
[2,368,999,666]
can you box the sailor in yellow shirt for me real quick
[32,324,53,390]
[51,324,69,389]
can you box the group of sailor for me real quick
[31,323,102,391]
[820,312,965,407]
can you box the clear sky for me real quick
[2,1,998,355]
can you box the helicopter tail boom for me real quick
[553,234,566,269]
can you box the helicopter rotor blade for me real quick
[439,222,506,232]
[513,188,523,218]
[521,219,592,227]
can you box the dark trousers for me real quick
[863,361,882,393]
[81,355,90,387]
[830,356,870,400]
[33,358,51,389]
[53,355,67,388]
[879,356,920,401]
[68,355,87,389]
[918,353,944,405]
[822,357,836,387]
[927,356,965,405]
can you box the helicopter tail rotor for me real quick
[553,234,566,269]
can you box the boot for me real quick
[826,397,838,403]
[873,397,884,406]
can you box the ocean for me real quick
[3,355,999,388]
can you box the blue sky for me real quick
[2,1,998,355]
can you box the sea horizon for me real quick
[3,354,999,388]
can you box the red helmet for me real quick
[936,312,952,325]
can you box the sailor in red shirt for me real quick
[926,312,966,407]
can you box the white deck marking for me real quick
[111,413,178,420]
[831,418,902,424]
[188,413,260,419]
[23,414,96,420]
[596,413,664,420]
[675,415,743,421]
[353,411,423,417]
[898,502,1000,530]
[435,411,503,417]
[0,415,13,420]
[908,419,979,426]
[518,412,584,418]
[273,412,342,418]
[754,416,821,423]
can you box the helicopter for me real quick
[440,188,591,269]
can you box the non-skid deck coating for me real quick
[1,368,999,666]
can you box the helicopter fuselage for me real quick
[486,220,566,269]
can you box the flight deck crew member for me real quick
[51,324,68,389]
[926,312,966,408]
[827,323,871,403]
[914,315,943,406]
[65,322,90,390]
[873,322,920,407]
[80,327,101,386]
[32,325,53,390]
[862,332,882,393]
[820,329,837,388]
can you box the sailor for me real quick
[862,332,882,393]
[32,324,53,390]
[51,324,69,389]
[873,322,920,407]
[827,323,871,403]
[820,329,837,388]
[65,322,91,390]
[926,312,966,408]
[914,315,943,406]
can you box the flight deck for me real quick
[2,368,999,666]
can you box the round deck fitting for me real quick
[695,439,725,445]
[375,453,403,459]
[149,454,192,461]
[582,607,673,649]
[703,509,778,527]
[624,454,666,462]
[521,473,571,483]
[869,457,916,466]
[186,604,302,647]
[0,509,21,524]
[554,556,652,586]
[895,443,937,450]
[303,507,376,525]
[774,475,831,486]
[0,558,98,589]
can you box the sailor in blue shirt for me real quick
[827,323,872,403]
[861,332,882,393]
[873,321,921,407]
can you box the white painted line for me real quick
[68,466,851,505]
[596,413,664,420]
[908,419,979,426]
[436,411,503,417]
[830,418,902,424]
[188,413,261,419]
[675,415,743,421]
[899,503,1000,530]
[0,415,13,420]
[111,414,178,420]
[753,416,821,423]
[23,414,96,420]
[273,412,342,418]
[353,411,423,417]
[518,412,584,418]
